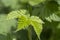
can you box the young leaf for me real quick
[7,11,20,20]
[7,9,43,39]
[16,15,30,31]
[30,16,43,39]
[31,21,43,39]
[30,16,44,24]
[7,10,27,20]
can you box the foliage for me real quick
[0,14,16,35]
[7,10,43,39]
[0,0,60,40]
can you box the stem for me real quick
[27,26,32,40]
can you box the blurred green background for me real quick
[0,0,60,40]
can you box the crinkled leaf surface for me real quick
[7,9,30,31]
[30,16,44,23]
[31,20,43,39]
[7,11,20,20]
[16,15,30,31]
[7,9,43,39]
[7,10,27,20]
[30,16,43,39]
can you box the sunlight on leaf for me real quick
[7,9,43,39]
[31,21,43,39]
[16,15,30,31]
[7,10,27,20]
[30,16,44,24]
[7,11,20,20]
[30,16,43,39]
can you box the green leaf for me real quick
[7,10,27,20]
[7,9,30,31]
[46,14,60,22]
[7,9,43,39]
[31,21,43,39]
[45,17,52,22]
[30,16,43,39]
[30,16,44,24]
[7,11,20,20]
[16,15,43,39]
[16,15,30,31]
[50,14,60,21]
[29,0,45,6]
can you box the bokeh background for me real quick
[0,0,60,40]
